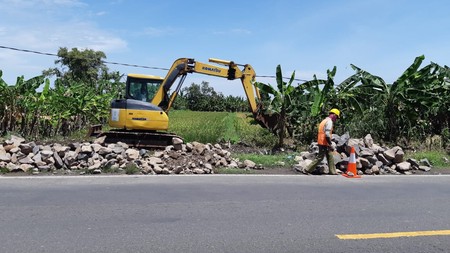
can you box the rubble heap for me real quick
[0,135,259,175]
[294,133,433,175]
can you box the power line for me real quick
[0,45,169,71]
[0,45,306,81]
[257,75,307,82]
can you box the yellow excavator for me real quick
[90,58,278,148]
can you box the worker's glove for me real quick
[326,136,332,146]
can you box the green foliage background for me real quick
[0,47,449,150]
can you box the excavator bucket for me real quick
[253,104,280,133]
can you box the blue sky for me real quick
[0,0,449,96]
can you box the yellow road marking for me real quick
[336,230,450,240]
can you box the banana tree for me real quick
[305,67,337,117]
[353,55,440,142]
[255,65,296,148]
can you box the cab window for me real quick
[127,77,162,102]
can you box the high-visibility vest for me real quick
[317,117,332,146]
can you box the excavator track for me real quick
[97,129,182,149]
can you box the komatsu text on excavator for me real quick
[90,58,278,148]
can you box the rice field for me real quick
[168,110,277,146]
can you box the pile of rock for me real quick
[294,134,433,175]
[0,135,259,175]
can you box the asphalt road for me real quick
[1,175,450,253]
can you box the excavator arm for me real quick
[151,58,277,130]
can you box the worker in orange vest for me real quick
[301,109,341,175]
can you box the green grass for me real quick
[0,167,8,174]
[232,153,297,167]
[101,164,122,174]
[125,163,140,175]
[406,150,449,169]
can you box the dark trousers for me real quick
[305,145,337,174]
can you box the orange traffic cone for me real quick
[342,146,361,178]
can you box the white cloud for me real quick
[0,0,129,84]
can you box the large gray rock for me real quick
[20,164,34,173]
[185,143,193,152]
[172,137,184,151]
[383,148,396,161]
[420,158,432,167]
[53,144,70,157]
[10,135,25,147]
[193,168,205,174]
[53,152,64,169]
[367,155,379,164]
[332,153,342,165]
[125,149,140,160]
[418,166,431,172]
[80,145,93,154]
[407,158,420,168]
[3,143,15,152]
[6,162,19,172]
[64,151,78,166]
[347,138,363,153]
[18,156,34,164]
[88,161,102,171]
[9,147,20,154]
[294,160,312,172]
[112,146,125,154]
[243,159,256,169]
[394,149,404,163]
[148,157,163,166]
[98,147,112,156]
[337,132,350,147]
[359,157,371,168]
[228,160,238,168]
[152,165,163,174]
[371,165,380,175]
[360,148,374,157]
[0,153,11,162]
[191,142,206,155]
[19,143,33,155]
[116,142,129,149]
[172,166,184,174]
[40,150,54,160]
[91,144,103,153]
[377,153,391,165]
[302,152,316,160]
[0,146,6,155]
[32,145,40,155]
[364,134,374,148]
[94,136,106,145]
[397,161,411,171]
[371,143,384,154]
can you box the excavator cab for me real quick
[108,74,170,132]
[126,74,163,102]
